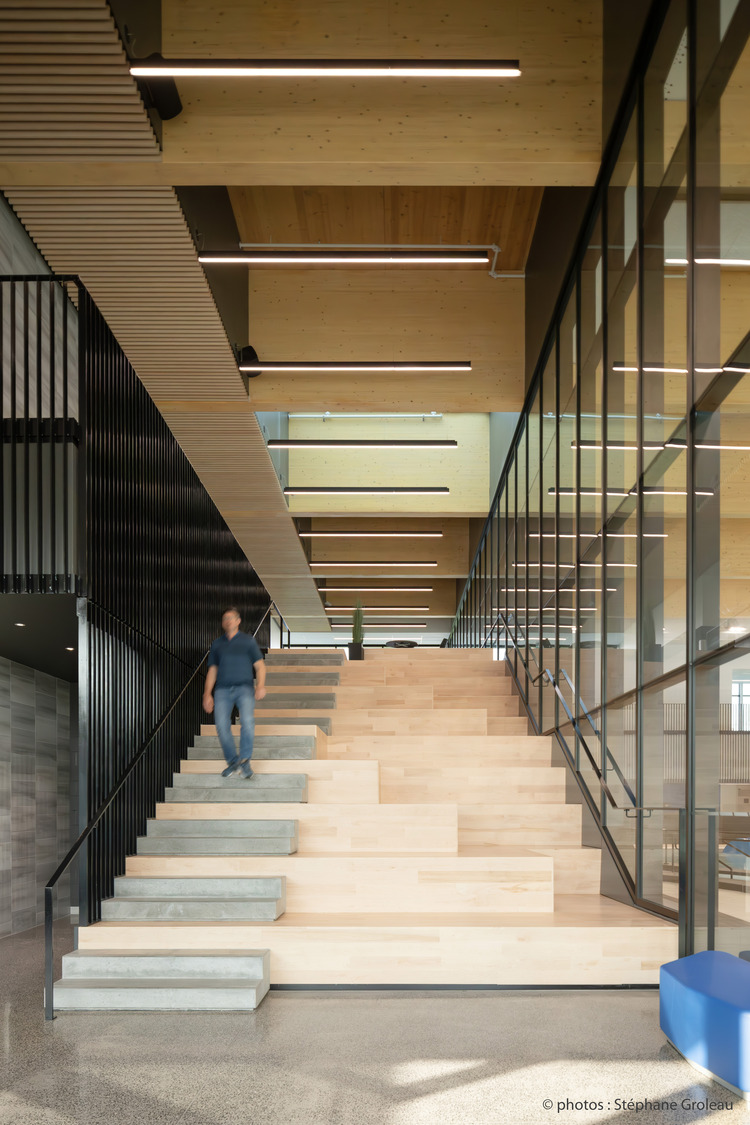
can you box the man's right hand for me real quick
[202,693,214,714]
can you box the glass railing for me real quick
[449,0,750,954]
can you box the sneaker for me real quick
[239,759,254,779]
[221,762,240,778]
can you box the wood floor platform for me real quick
[78,897,677,985]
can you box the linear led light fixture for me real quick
[529,532,667,539]
[612,364,688,374]
[696,258,750,267]
[550,487,632,497]
[574,440,668,451]
[666,258,750,267]
[242,361,470,373]
[301,531,443,538]
[289,412,443,420]
[271,439,458,449]
[640,486,714,496]
[514,562,637,569]
[694,442,750,451]
[613,360,750,375]
[318,586,433,592]
[286,486,448,495]
[501,587,617,594]
[331,622,428,629]
[311,561,438,567]
[131,58,521,79]
[494,607,581,615]
[324,606,430,612]
[206,250,488,266]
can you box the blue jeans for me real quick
[213,684,255,767]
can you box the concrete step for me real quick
[189,733,316,759]
[53,977,269,1010]
[170,772,307,791]
[265,671,340,686]
[257,692,336,710]
[165,772,308,803]
[137,836,297,856]
[146,819,297,838]
[255,716,332,733]
[164,785,307,804]
[266,652,344,666]
[140,817,298,855]
[113,875,285,899]
[100,897,283,921]
[60,949,269,980]
[101,875,286,921]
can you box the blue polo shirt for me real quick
[208,631,264,688]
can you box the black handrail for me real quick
[43,651,209,1020]
[489,608,637,808]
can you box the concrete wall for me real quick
[0,657,74,935]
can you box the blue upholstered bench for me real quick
[660,950,750,1097]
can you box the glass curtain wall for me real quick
[451,0,750,955]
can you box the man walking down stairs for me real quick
[53,648,677,1010]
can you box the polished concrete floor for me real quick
[1,922,747,1125]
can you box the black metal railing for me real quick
[44,599,280,1019]
[1,273,273,1013]
[44,650,208,1019]
[1,277,79,592]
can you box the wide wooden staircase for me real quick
[54,647,677,1009]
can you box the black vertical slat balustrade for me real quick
[1,276,273,1015]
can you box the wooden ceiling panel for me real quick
[229,186,542,273]
[157,0,601,186]
[246,270,524,412]
[0,0,159,161]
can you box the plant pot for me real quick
[348,642,364,661]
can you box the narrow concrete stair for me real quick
[257,692,336,711]
[100,876,285,921]
[189,733,316,759]
[265,651,343,666]
[54,950,270,1011]
[137,818,299,856]
[255,716,332,733]
[164,772,308,803]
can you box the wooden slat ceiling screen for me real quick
[0,0,160,161]
[3,186,328,628]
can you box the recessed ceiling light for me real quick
[14,622,26,627]
[132,58,521,80]
[66,647,75,652]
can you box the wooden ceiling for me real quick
[158,0,601,187]
[0,0,601,188]
[0,0,608,637]
[229,186,542,271]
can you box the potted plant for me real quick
[348,601,365,661]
